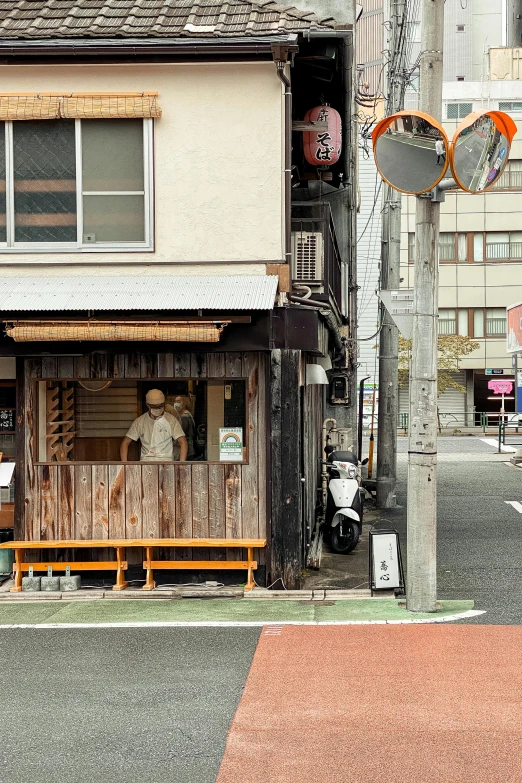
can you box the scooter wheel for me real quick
[330,521,359,554]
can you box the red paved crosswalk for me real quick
[217,625,522,783]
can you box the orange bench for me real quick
[0,538,266,592]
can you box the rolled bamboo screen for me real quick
[62,93,162,119]
[0,93,161,120]
[0,96,61,120]
[6,322,225,343]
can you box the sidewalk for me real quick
[0,597,478,626]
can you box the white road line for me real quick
[0,609,486,629]
[480,438,517,453]
[505,500,522,513]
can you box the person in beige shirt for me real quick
[120,389,188,462]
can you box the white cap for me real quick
[145,389,165,405]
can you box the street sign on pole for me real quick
[379,289,414,339]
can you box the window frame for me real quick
[34,377,250,466]
[437,308,507,339]
[483,231,522,262]
[0,118,154,253]
[408,231,471,264]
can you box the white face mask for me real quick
[174,402,183,410]
[149,406,164,418]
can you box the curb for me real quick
[0,584,399,602]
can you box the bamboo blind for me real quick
[0,93,161,121]
[6,322,225,343]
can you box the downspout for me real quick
[273,48,292,267]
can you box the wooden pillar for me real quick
[269,349,302,590]
[14,356,26,540]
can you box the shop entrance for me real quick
[473,373,515,420]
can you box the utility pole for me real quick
[406,0,444,613]
[377,0,407,508]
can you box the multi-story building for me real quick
[0,0,356,587]
[357,0,522,424]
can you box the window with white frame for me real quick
[0,118,152,250]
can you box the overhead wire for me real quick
[357,0,417,324]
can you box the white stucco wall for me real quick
[0,62,284,269]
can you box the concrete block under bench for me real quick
[22,576,41,592]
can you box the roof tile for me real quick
[0,0,338,39]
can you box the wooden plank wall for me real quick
[20,352,268,558]
[303,382,323,553]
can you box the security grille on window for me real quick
[446,103,472,119]
[485,308,507,336]
[438,309,456,335]
[499,102,522,112]
[485,232,522,260]
[439,233,456,261]
[0,93,157,250]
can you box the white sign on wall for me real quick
[370,531,401,590]
[219,428,243,462]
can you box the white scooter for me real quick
[323,448,366,554]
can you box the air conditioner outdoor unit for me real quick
[291,231,324,287]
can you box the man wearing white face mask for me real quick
[120,389,188,462]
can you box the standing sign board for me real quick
[369,529,404,594]
[219,428,243,462]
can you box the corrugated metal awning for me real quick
[0,275,278,311]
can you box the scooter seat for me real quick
[327,450,358,464]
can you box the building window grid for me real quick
[438,308,506,338]
[408,231,522,264]
[0,119,153,252]
[408,232,468,263]
[492,159,522,190]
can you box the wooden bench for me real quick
[0,538,266,593]
[0,540,130,593]
[137,538,266,591]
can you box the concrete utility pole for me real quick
[377,0,406,508]
[377,185,401,507]
[406,0,444,613]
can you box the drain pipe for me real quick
[273,50,292,267]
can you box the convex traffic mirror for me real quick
[372,111,449,195]
[372,109,516,195]
[450,111,517,193]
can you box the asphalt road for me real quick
[1,435,521,782]
[375,133,442,192]
[0,627,260,783]
[379,436,522,624]
[453,130,488,189]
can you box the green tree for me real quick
[398,334,480,395]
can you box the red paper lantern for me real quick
[303,105,342,166]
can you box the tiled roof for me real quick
[0,0,339,39]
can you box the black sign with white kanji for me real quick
[0,409,15,432]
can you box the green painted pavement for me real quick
[0,598,475,625]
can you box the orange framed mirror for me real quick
[372,110,450,194]
[449,110,517,193]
